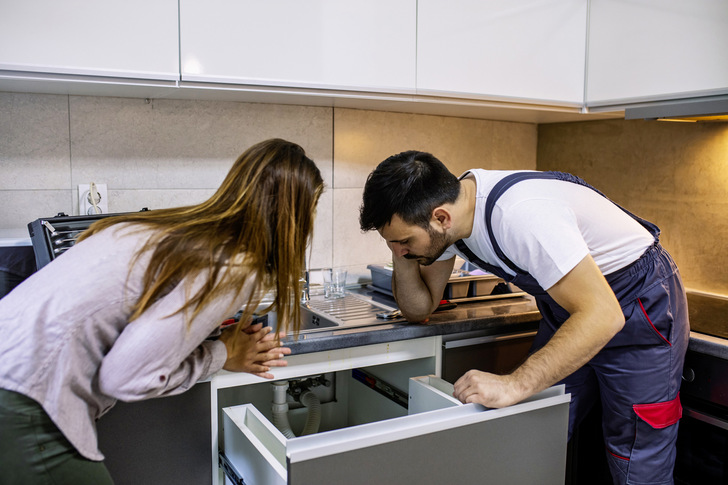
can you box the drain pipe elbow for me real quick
[271,382,296,439]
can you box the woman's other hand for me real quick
[219,321,291,378]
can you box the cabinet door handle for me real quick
[444,330,537,349]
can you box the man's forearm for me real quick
[392,258,438,322]
[509,260,626,401]
[453,255,625,408]
[509,309,623,400]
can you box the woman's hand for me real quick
[219,320,291,379]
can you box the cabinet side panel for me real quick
[97,382,212,485]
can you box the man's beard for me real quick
[403,226,451,266]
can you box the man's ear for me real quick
[432,207,453,230]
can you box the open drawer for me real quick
[222,373,570,485]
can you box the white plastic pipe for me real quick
[271,382,296,439]
[271,382,322,438]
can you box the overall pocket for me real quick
[607,291,675,349]
[605,395,682,484]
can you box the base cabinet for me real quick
[442,329,537,383]
[97,382,212,485]
[96,336,569,484]
[222,367,570,485]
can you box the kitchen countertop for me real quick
[282,287,728,361]
[688,331,728,360]
[686,291,728,360]
[282,292,541,355]
[0,237,32,247]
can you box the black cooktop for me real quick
[687,293,728,340]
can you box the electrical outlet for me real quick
[78,183,109,215]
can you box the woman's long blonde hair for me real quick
[78,138,324,335]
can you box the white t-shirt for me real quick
[439,170,654,290]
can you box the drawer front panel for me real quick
[223,382,569,485]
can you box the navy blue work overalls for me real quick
[455,172,689,485]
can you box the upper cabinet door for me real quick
[0,0,179,80]
[180,0,417,94]
[416,0,587,106]
[587,0,728,105]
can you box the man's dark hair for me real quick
[359,150,460,231]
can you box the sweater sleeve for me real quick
[97,272,247,402]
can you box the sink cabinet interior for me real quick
[217,357,431,447]
[219,357,569,485]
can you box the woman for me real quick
[0,138,324,484]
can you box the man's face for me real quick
[379,214,452,266]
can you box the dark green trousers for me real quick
[0,389,114,485]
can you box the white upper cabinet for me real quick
[587,0,728,106]
[0,0,179,80]
[179,0,417,93]
[416,0,588,106]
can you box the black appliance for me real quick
[674,292,728,484]
[675,350,728,483]
[27,211,146,270]
[0,245,36,298]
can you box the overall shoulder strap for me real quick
[454,239,506,278]
[484,172,562,274]
[456,170,660,277]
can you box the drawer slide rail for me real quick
[219,450,247,485]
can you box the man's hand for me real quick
[453,254,625,408]
[453,370,526,408]
[219,320,291,379]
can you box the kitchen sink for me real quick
[298,292,402,333]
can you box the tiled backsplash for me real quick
[538,119,728,295]
[0,92,537,280]
[5,91,725,292]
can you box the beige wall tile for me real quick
[330,108,538,275]
[69,96,333,190]
[538,119,728,295]
[333,108,538,189]
[331,187,391,267]
[0,92,70,190]
[110,186,333,271]
[310,188,333,270]
[107,188,215,214]
[0,190,73,230]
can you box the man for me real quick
[359,150,689,485]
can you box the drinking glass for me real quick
[323,267,348,299]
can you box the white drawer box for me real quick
[222,372,569,485]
